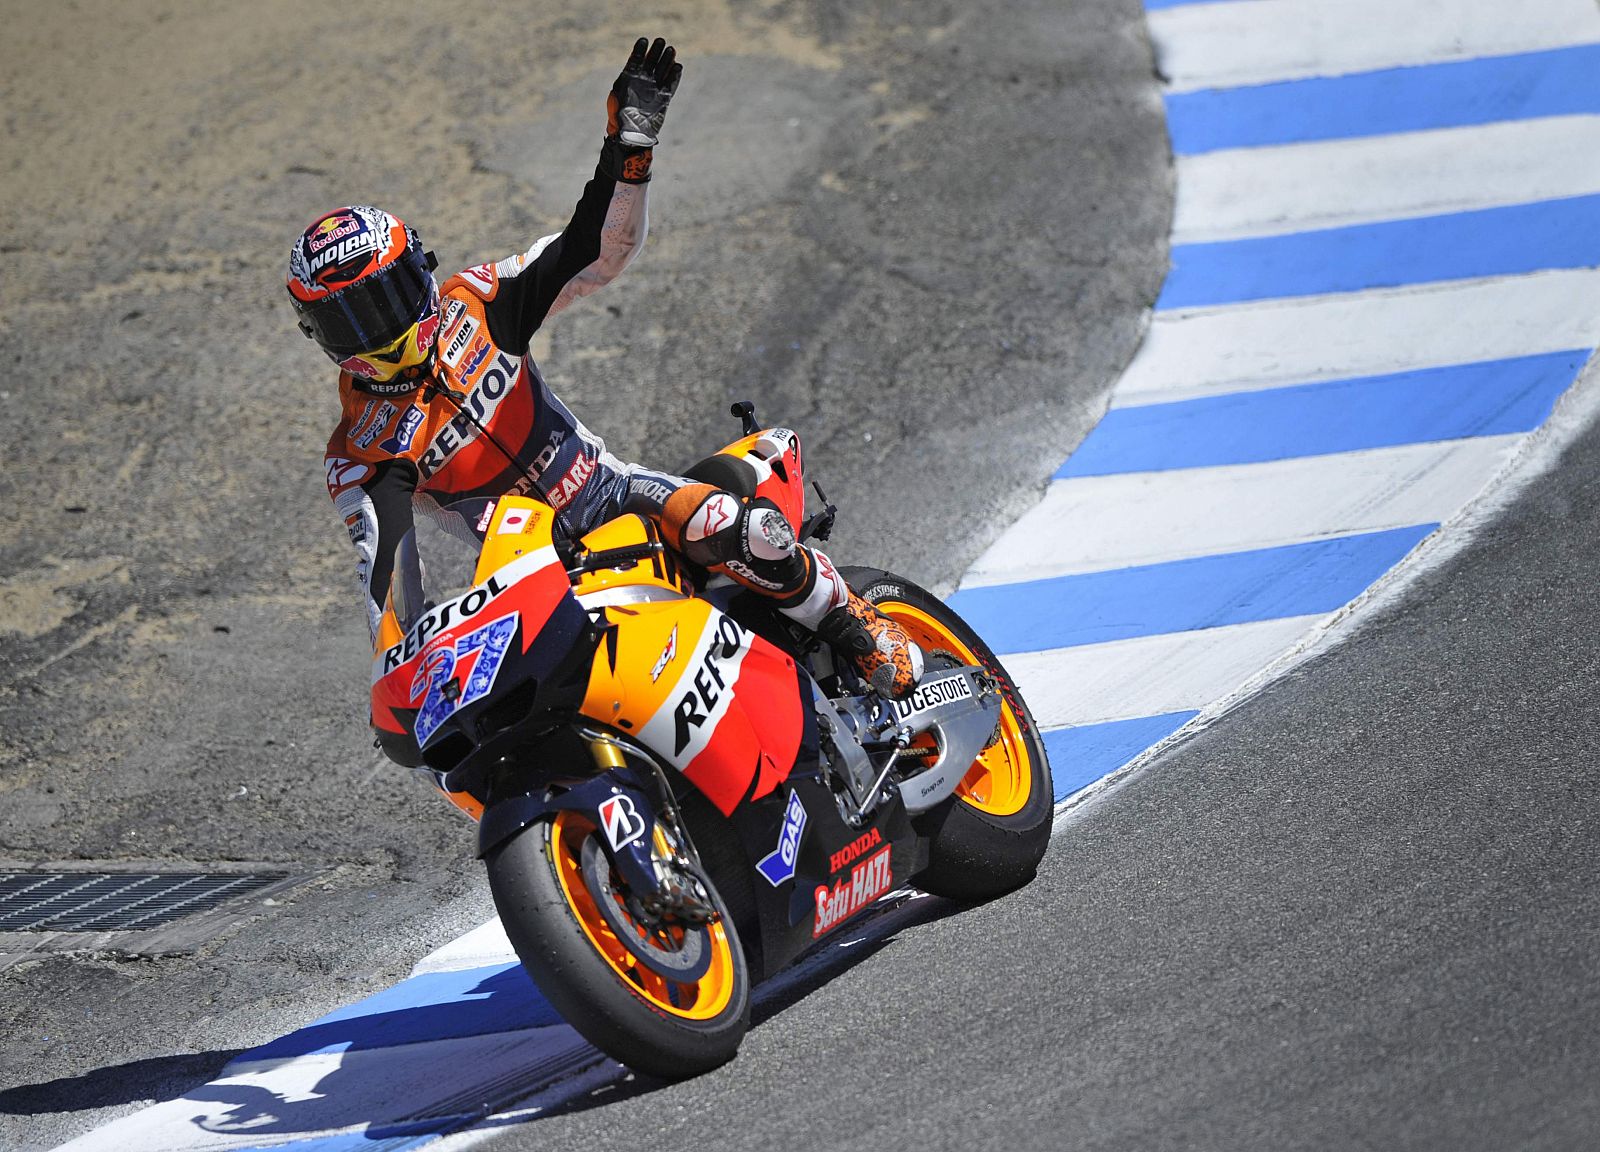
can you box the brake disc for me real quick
[579,833,712,982]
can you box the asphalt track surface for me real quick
[470,371,1600,1151]
[7,2,1600,1150]
[0,0,1166,1146]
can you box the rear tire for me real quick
[844,566,1054,901]
[486,809,750,1080]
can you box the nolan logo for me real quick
[442,314,479,367]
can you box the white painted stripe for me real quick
[57,9,1600,1152]
[963,436,1518,586]
[1173,116,1600,243]
[1150,0,1600,92]
[1116,269,1600,406]
[413,919,515,975]
[1005,615,1325,729]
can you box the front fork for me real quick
[477,729,715,925]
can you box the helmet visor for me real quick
[295,245,433,357]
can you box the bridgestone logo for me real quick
[892,675,973,721]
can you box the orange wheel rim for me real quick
[876,601,1034,817]
[550,811,736,1020]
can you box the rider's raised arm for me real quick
[486,146,649,347]
[478,38,682,351]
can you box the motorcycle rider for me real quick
[287,37,923,742]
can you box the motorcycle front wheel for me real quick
[844,566,1054,901]
[485,808,750,1080]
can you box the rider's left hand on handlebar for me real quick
[607,36,682,148]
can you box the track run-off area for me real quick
[38,0,1600,1148]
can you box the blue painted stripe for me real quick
[1044,712,1198,800]
[1143,0,1227,10]
[1158,195,1600,310]
[952,525,1434,654]
[1057,351,1588,477]
[235,1123,457,1152]
[1167,43,1600,154]
[241,961,561,1061]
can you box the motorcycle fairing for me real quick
[716,775,921,978]
[476,765,664,890]
[580,597,809,816]
[370,543,590,748]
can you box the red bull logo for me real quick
[414,308,441,354]
[308,213,362,253]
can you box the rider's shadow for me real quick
[0,962,572,1143]
[181,961,575,1139]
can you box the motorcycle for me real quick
[368,403,1053,1079]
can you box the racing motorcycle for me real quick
[370,403,1053,1079]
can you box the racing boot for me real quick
[816,591,924,702]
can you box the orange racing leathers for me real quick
[323,147,855,657]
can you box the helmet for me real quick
[286,205,440,388]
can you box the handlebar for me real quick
[565,541,667,579]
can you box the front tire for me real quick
[485,809,750,1080]
[844,566,1054,901]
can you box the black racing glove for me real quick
[600,37,682,183]
[609,36,681,146]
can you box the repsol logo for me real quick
[382,572,509,673]
[671,615,746,756]
[417,352,520,479]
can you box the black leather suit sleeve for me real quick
[358,458,420,622]
[482,157,645,352]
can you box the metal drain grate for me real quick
[0,871,289,933]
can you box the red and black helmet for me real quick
[286,206,441,383]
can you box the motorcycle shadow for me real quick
[0,891,963,1144]
[524,889,966,1120]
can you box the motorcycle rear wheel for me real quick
[844,566,1054,901]
[486,808,751,1080]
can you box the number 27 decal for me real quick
[410,611,520,746]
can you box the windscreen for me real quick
[383,497,497,637]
